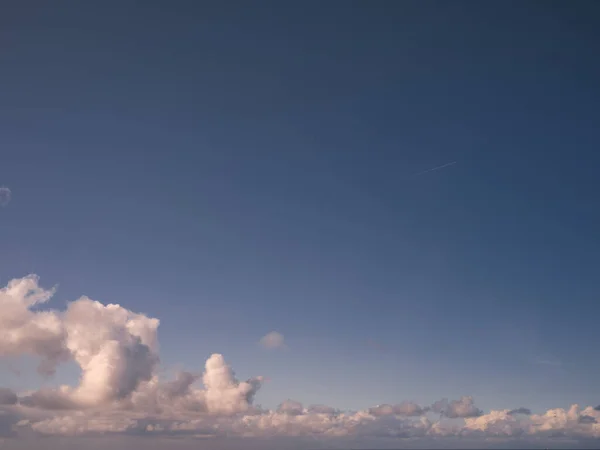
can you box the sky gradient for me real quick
[1,1,600,448]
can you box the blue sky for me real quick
[1,0,600,430]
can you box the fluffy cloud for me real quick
[368,402,428,417]
[431,396,482,418]
[0,276,68,375]
[0,275,159,408]
[201,353,263,415]
[277,400,304,416]
[259,331,286,350]
[1,275,600,449]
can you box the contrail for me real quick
[412,161,457,177]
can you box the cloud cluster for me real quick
[1,275,159,406]
[1,275,600,448]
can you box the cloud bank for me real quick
[1,275,599,449]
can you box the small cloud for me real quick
[0,187,11,207]
[533,358,562,367]
[508,408,531,416]
[431,396,482,418]
[508,407,532,416]
[259,331,286,350]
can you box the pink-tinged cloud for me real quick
[1,275,600,448]
[259,331,286,350]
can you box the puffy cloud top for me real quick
[368,402,428,417]
[432,396,482,418]
[1,275,600,448]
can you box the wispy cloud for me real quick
[412,161,457,177]
[533,357,562,367]
[0,187,11,207]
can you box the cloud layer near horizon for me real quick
[1,275,599,447]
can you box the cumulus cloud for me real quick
[0,186,10,206]
[160,371,199,399]
[509,407,532,416]
[0,275,68,375]
[580,415,598,424]
[277,400,304,416]
[201,353,263,415]
[1,275,600,449]
[368,402,428,417]
[307,404,338,415]
[0,275,159,407]
[62,297,160,406]
[431,396,482,418]
[259,332,286,350]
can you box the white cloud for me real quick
[1,275,600,449]
[0,275,68,375]
[0,275,160,408]
[259,332,286,350]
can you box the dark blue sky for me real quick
[1,1,600,413]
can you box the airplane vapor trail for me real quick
[412,161,457,177]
